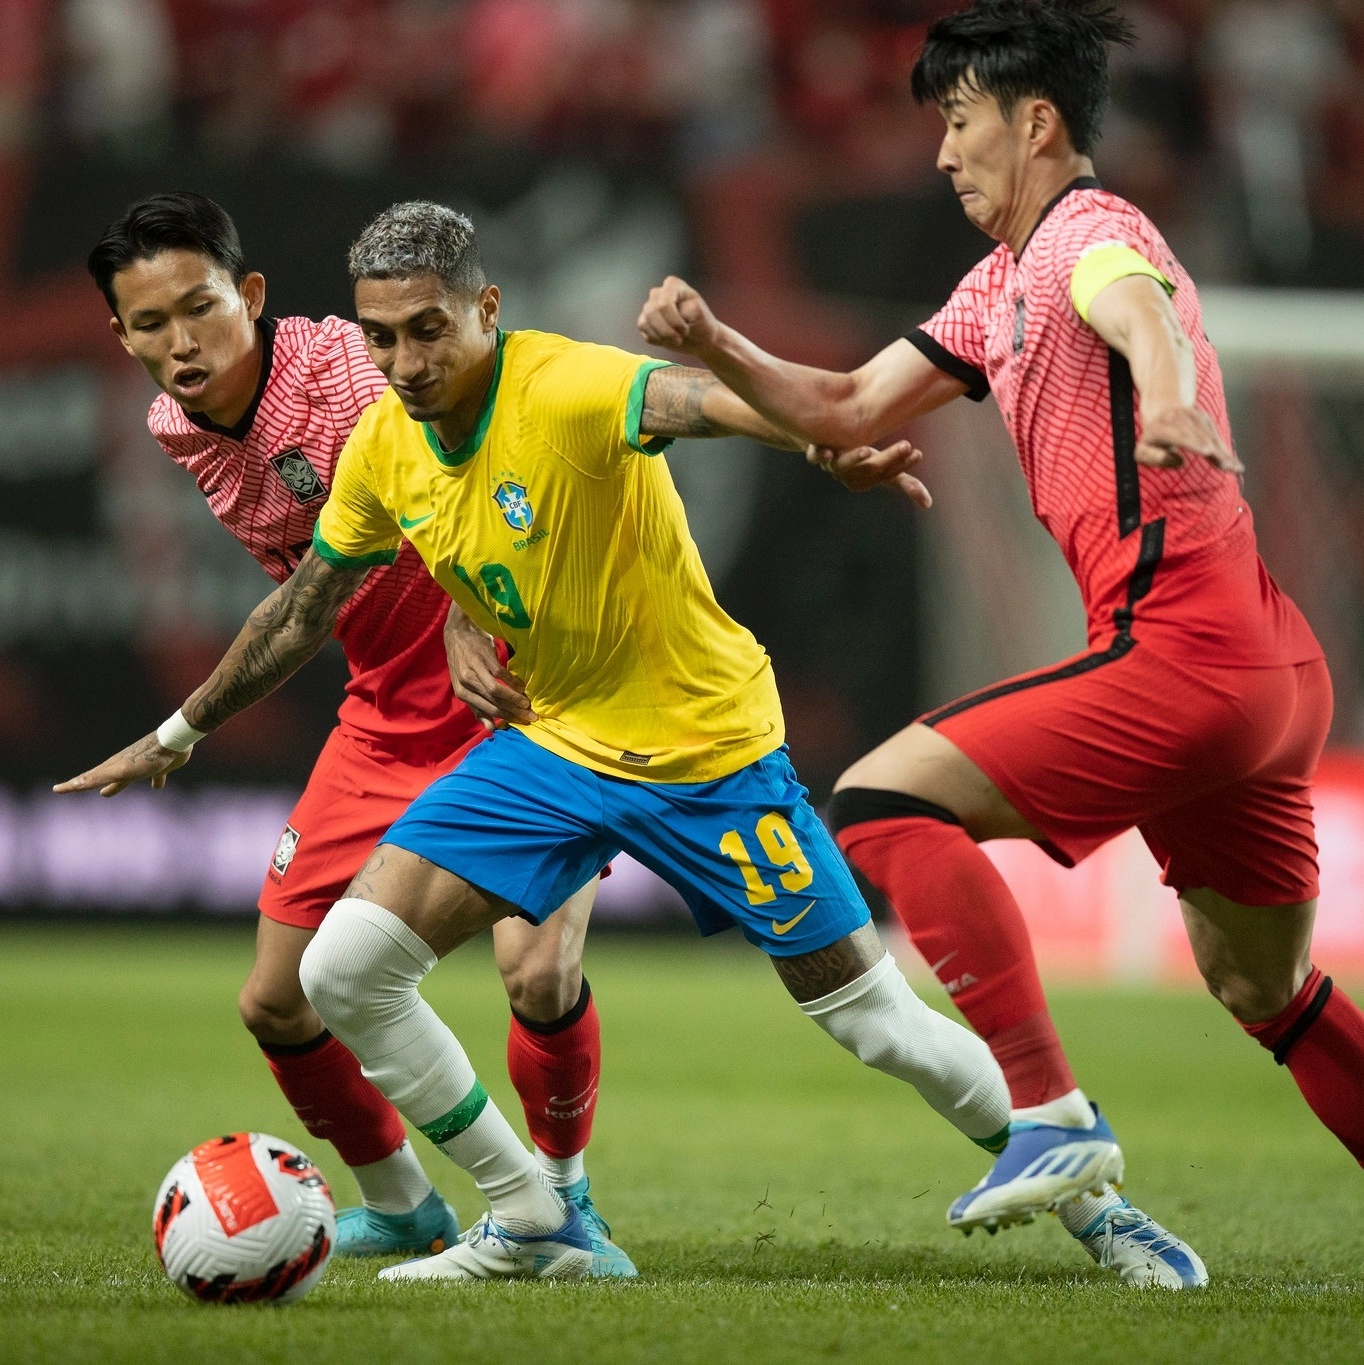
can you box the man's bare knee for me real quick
[1181,889,1314,1024]
[237,976,320,1045]
[502,957,582,1022]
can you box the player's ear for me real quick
[1026,98,1065,155]
[109,314,135,357]
[242,271,266,321]
[479,284,500,332]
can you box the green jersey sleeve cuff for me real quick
[625,359,676,455]
[1071,243,1174,324]
[311,522,398,569]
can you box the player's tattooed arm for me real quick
[53,549,367,797]
[184,549,366,732]
[639,365,802,449]
[770,923,886,1003]
[640,366,934,506]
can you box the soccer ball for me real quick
[153,1132,336,1304]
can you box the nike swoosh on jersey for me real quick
[771,900,817,936]
[398,511,434,528]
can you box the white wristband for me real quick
[156,710,206,753]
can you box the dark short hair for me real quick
[348,201,486,298]
[88,191,247,315]
[911,0,1134,156]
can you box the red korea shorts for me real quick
[921,640,1332,906]
[258,726,486,928]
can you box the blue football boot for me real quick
[378,1202,595,1281]
[335,1187,461,1257]
[1073,1197,1208,1288]
[558,1175,638,1277]
[949,1105,1124,1234]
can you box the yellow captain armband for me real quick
[1070,242,1174,325]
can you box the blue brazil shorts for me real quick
[383,728,869,957]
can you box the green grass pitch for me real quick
[0,925,1360,1364]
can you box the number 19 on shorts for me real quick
[718,813,814,905]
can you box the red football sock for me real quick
[261,1031,407,1168]
[507,980,600,1160]
[1243,967,1364,1165]
[836,806,1077,1108]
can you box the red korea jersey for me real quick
[148,316,481,751]
[912,180,1321,666]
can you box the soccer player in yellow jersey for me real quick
[59,201,1010,1282]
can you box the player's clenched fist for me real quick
[53,733,193,798]
[637,276,720,354]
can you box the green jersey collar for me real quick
[422,329,505,468]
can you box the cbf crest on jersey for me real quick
[493,478,534,532]
[269,447,328,504]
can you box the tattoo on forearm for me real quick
[641,367,721,438]
[184,551,365,732]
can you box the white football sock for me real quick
[535,1148,586,1190]
[1011,1087,1096,1129]
[1055,1185,1127,1237]
[350,1140,434,1216]
[799,952,1010,1144]
[300,897,565,1234]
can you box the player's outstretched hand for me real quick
[637,276,721,355]
[444,604,537,733]
[1136,405,1244,474]
[806,440,933,508]
[52,733,193,798]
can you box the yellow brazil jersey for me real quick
[314,328,784,782]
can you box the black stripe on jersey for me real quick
[1109,348,1141,539]
[920,632,1138,728]
[920,517,1166,729]
[1113,519,1165,638]
[906,328,990,403]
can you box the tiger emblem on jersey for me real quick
[493,479,534,532]
[269,448,328,505]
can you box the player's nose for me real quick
[167,323,198,358]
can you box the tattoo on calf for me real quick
[772,926,882,1003]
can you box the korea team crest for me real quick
[271,824,300,877]
[269,447,328,504]
[493,479,534,532]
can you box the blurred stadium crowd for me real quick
[1,2,1363,925]
[12,0,1363,284]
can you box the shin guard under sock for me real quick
[300,898,565,1230]
[830,789,1078,1108]
[800,952,1011,1148]
[1244,967,1364,1165]
[507,979,600,1161]
[260,1030,407,1168]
